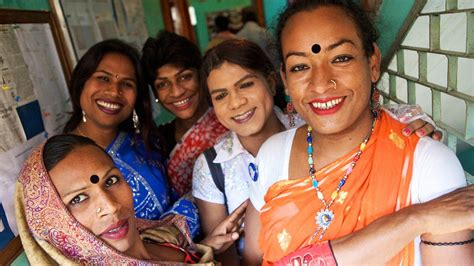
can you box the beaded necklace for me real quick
[307,119,376,243]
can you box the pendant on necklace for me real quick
[315,208,334,239]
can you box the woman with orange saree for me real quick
[243,0,474,265]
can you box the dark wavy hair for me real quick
[141,31,202,88]
[43,134,105,172]
[200,39,286,108]
[63,39,158,151]
[276,0,380,71]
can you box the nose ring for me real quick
[96,207,101,214]
[329,79,337,90]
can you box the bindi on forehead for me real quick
[311,44,321,54]
[90,175,99,184]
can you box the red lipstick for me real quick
[309,96,345,116]
[99,219,129,240]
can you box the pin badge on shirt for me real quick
[248,163,258,182]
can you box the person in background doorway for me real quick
[207,15,237,50]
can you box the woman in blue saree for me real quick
[63,39,199,237]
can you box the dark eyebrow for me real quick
[62,166,116,199]
[284,39,356,61]
[175,68,192,77]
[209,73,256,95]
[233,74,257,87]
[156,68,191,80]
[95,70,136,83]
[209,88,227,95]
[285,51,307,61]
[326,39,356,51]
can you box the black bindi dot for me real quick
[311,44,321,54]
[90,175,99,184]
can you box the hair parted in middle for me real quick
[63,39,158,151]
[200,39,281,106]
[276,0,379,71]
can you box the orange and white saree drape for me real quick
[260,112,420,265]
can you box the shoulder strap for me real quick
[203,147,228,208]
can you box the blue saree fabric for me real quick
[106,132,200,237]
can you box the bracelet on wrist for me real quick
[420,238,474,246]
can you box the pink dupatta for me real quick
[16,144,204,265]
[167,109,228,196]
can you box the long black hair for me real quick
[63,39,158,151]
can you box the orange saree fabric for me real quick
[259,111,420,265]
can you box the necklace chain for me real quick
[307,119,376,242]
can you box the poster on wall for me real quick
[0,22,71,240]
[60,0,149,59]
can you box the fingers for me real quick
[431,130,443,141]
[403,119,427,136]
[415,122,433,137]
[204,232,240,254]
[225,212,246,233]
[226,200,248,224]
[403,119,439,139]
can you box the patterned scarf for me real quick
[16,144,211,265]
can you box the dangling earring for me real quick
[370,84,381,118]
[82,110,87,122]
[285,95,296,128]
[133,109,140,134]
[155,98,159,103]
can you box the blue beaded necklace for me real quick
[307,119,376,243]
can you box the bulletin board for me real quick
[53,0,149,60]
[0,9,72,264]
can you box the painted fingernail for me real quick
[417,129,425,136]
[403,128,411,135]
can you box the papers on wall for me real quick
[60,0,149,59]
[0,23,71,235]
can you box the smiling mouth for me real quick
[311,97,344,110]
[99,219,129,240]
[96,100,123,114]
[309,96,346,116]
[232,108,256,123]
[173,96,192,107]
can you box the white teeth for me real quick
[107,224,124,233]
[173,97,191,106]
[311,97,343,110]
[233,109,253,121]
[97,100,121,110]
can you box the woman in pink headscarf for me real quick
[15,134,246,265]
